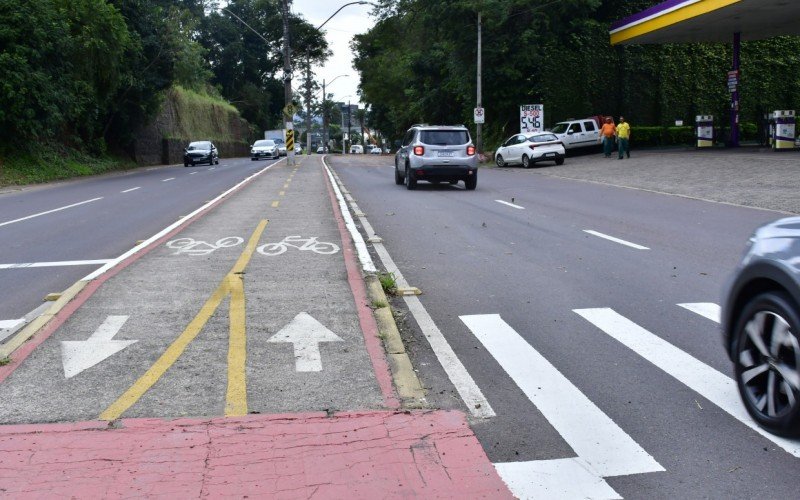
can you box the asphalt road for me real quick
[329,154,798,499]
[0,157,278,327]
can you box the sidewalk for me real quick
[0,155,511,497]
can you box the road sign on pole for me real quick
[474,107,485,124]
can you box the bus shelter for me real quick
[609,0,800,147]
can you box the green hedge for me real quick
[631,122,761,147]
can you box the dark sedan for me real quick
[722,217,800,437]
[184,141,219,167]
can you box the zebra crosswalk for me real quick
[462,302,800,499]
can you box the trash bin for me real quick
[696,115,714,148]
[773,110,796,150]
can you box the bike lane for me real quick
[0,156,510,497]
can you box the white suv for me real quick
[394,124,478,190]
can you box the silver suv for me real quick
[394,125,478,190]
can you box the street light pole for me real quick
[476,11,482,155]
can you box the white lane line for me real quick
[584,230,650,250]
[462,314,663,483]
[162,177,175,182]
[495,200,525,210]
[83,161,282,281]
[322,162,376,273]
[0,319,25,330]
[209,167,216,171]
[0,260,112,270]
[574,307,800,458]
[678,302,721,323]
[189,172,198,175]
[121,187,141,193]
[495,458,622,499]
[0,197,103,228]
[324,162,494,418]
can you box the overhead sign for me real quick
[267,312,343,372]
[474,107,485,124]
[521,104,544,134]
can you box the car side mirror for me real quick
[567,130,574,135]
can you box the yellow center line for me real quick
[283,183,290,189]
[279,191,285,196]
[99,220,269,421]
[271,201,280,208]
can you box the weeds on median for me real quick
[372,299,388,309]
[378,272,397,295]
[0,357,10,366]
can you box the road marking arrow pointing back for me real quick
[61,316,137,379]
[268,313,343,372]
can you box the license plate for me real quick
[437,151,455,157]
[545,152,555,157]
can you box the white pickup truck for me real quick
[549,117,603,150]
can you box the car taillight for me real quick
[413,146,424,156]
[467,145,476,155]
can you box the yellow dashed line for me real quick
[272,201,280,208]
[279,191,285,196]
[283,183,290,189]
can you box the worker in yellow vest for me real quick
[616,116,631,159]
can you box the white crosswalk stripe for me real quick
[678,302,721,323]
[575,305,800,458]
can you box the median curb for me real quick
[364,274,427,407]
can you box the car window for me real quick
[583,120,597,131]
[502,136,514,147]
[516,135,528,144]
[188,141,211,150]
[273,139,285,144]
[419,130,469,145]
[550,123,568,134]
[529,134,558,143]
[254,140,275,147]
[567,123,583,133]
[402,130,415,146]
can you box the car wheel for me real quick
[556,157,565,165]
[405,165,416,190]
[465,174,477,190]
[184,162,189,167]
[215,158,219,165]
[521,155,530,169]
[394,164,403,185]
[733,291,800,437]
[496,154,506,167]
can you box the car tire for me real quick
[556,156,564,165]
[405,165,416,190]
[465,174,477,190]
[395,165,403,185]
[521,155,531,169]
[215,159,219,165]
[184,162,189,167]
[733,291,800,437]
[496,154,506,167]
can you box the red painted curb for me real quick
[322,161,400,408]
[0,410,513,498]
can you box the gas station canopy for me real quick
[610,0,800,46]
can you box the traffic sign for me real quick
[474,107,485,124]
[283,103,297,117]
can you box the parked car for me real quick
[250,139,279,160]
[274,138,287,156]
[294,144,302,154]
[549,117,602,151]
[317,146,325,154]
[495,132,565,168]
[184,141,218,167]
[349,144,364,154]
[394,124,478,190]
[722,216,800,437]
[369,145,382,155]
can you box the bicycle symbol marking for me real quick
[257,235,340,256]
[166,237,244,256]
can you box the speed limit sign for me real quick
[520,104,544,133]
[474,107,485,124]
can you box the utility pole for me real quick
[305,50,312,155]
[322,79,327,153]
[280,0,295,166]
[476,11,482,155]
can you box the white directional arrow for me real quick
[61,315,137,379]
[267,312,343,372]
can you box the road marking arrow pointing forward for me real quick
[268,312,343,372]
[61,315,137,379]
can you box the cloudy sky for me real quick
[290,1,377,106]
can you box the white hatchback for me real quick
[495,132,565,168]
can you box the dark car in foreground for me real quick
[723,217,800,437]
[184,141,219,167]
